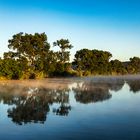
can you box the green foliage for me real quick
[8,32,50,72]
[0,59,23,79]
[74,48,140,76]
[0,33,74,79]
[129,57,140,73]
[53,39,73,63]
[50,63,75,77]
[74,49,112,75]
[110,59,127,75]
[0,32,140,80]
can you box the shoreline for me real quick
[0,74,140,83]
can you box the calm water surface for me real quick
[0,76,140,140]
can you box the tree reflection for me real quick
[1,77,140,125]
[53,105,71,116]
[73,79,125,104]
[0,84,71,125]
[106,79,125,92]
[7,94,49,125]
[126,79,140,93]
[52,88,71,116]
[73,82,111,104]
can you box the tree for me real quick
[8,32,50,73]
[73,49,112,75]
[53,39,73,63]
[91,50,112,74]
[129,57,140,73]
[110,59,126,75]
[0,58,23,79]
[1,33,75,79]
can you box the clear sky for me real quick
[0,0,140,61]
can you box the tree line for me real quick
[73,49,140,76]
[0,32,140,79]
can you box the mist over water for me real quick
[0,76,140,140]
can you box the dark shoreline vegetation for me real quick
[0,32,140,80]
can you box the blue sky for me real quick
[0,0,140,61]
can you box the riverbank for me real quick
[0,74,140,87]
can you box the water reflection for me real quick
[6,88,71,125]
[0,83,71,125]
[53,105,71,116]
[7,94,49,125]
[73,82,112,104]
[0,77,140,125]
[126,79,140,93]
[73,78,124,104]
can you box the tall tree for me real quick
[53,39,73,63]
[8,32,50,73]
